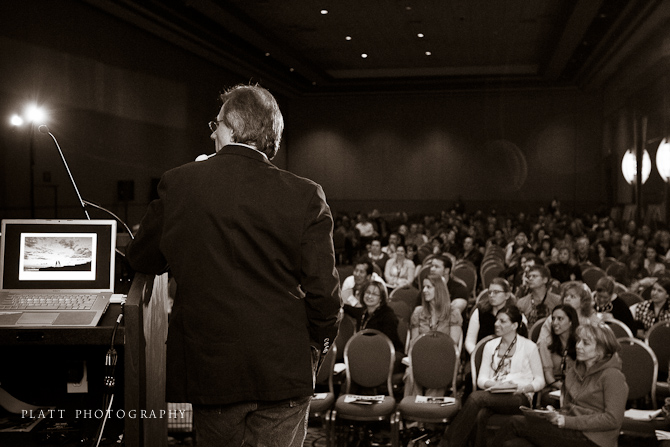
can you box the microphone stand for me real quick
[39,125,90,220]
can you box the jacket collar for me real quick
[215,144,271,164]
[574,353,622,380]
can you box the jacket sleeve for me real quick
[300,185,341,362]
[563,369,628,432]
[126,177,169,275]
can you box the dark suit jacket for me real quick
[126,144,341,405]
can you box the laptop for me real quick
[0,219,117,327]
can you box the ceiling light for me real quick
[320,9,328,15]
[289,67,295,72]
[361,53,368,58]
[10,114,24,126]
[425,51,432,56]
[406,6,412,11]
[417,33,424,38]
[345,36,352,41]
[265,52,270,57]
[25,104,46,123]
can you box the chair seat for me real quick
[334,395,397,420]
[310,393,336,416]
[397,396,461,421]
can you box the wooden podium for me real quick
[0,272,169,447]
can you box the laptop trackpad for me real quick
[17,313,59,325]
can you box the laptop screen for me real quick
[0,220,117,291]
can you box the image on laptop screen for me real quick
[19,233,97,281]
[1,220,116,292]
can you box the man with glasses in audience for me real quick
[127,84,341,447]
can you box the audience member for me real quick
[644,244,666,275]
[537,304,578,406]
[632,277,670,338]
[382,232,402,256]
[429,255,469,315]
[516,265,561,327]
[404,273,463,397]
[593,276,635,332]
[341,260,384,306]
[505,232,533,267]
[494,323,627,447]
[384,243,415,289]
[444,304,544,447]
[548,244,582,283]
[342,279,404,356]
[464,278,516,355]
[537,281,600,345]
[366,237,390,273]
[575,235,599,266]
[461,236,484,271]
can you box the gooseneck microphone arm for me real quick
[38,124,90,220]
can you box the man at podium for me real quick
[127,84,341,447]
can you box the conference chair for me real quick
[310,345,338,445]
[581,266,606,292]
[646,321,670,397]
[604,318,634,339]
[529,317,547,343]
[618,292,644,308]
[453,261,477,299]
[328,329,399,447]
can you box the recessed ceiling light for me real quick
[265,52,270,57]
[345,36,352,41]
[289,67,295,72]
[417,33,424,38]
[406,6,412,11]
[425,51,432,56]
[361,53,368,58]
[321,9,328,15]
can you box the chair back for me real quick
[529,317,546,343]
[343,329,395,394]
[481,264,504,290]
[581,266,606,291]
[336,265,354,285]
[372,263,383,277]
[646,321,670,377]
[470,334,495,390]
[410,331,459,392]
[416,264,431,287]
[604,318,633,339]
[453,262,477,298]
[388,300,412,324]
[335,314,357,362]
[389,285,420,310]
[618,292,644,308]
[618,337,658,409]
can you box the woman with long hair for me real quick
[495,323,628,447]
[403,273,462,397]
[537,304,579,406]
[444,304,545,447]
[633,277,670,338]
[537,281,600,345]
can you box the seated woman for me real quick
[443,304,545,447]
[464,278,516,355]
[494,323,628,447]
[342,278,404,357]
[403,273,462,397]
[384,243,416,289]
[537,281,600,345]
[633,277,670,338]
[537,304,578,407]
[594,276,635,333]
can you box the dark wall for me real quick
[286,89,605,215]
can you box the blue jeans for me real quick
[192,396,311,447]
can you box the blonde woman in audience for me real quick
[444,304,544,447]
[495,323,627,447]
[403,273,462,397]
[384,243,415,289]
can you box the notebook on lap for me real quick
[0,219,117,327]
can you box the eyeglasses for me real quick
[208,120,223,132]
[489,290,505,295]
[527,274,542,279]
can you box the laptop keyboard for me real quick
[0,294,98,310]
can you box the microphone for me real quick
[39,125,90,220]
[195,153,215,162]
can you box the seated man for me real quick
[429,255,469,316]
[366,237,390,273]
[341,259,385,306]
[517,265,561,327]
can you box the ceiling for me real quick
[83,0,665,95]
